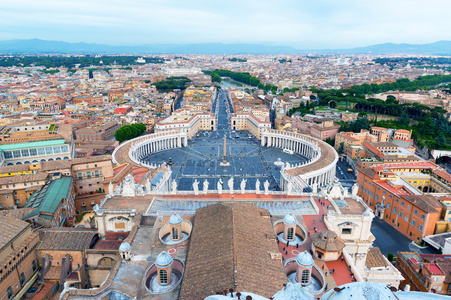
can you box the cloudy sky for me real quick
[1,0,450,48]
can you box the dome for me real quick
[320,282,399,300]
[311,230,345,252]
[272,282,316,300]
[119,242,131,252]
[296,251,315,268]
[283,213,297,225]
[155,251,173,268]
[169,213,183,225]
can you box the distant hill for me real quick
[0,39,451,55]
[0,39,298,54]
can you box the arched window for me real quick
[287,227,294,240]
[87,171,91,178]
[7,286,13,299]
[78,172,82,179]
[159,269,168,285]
[95,170,99,177]
[301,269,310,285]
[172,227,179,240]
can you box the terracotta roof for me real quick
[38,228,98,251]
[179,203,287,300]
[41,155,112,171]
[0,216,30,250]
[311,229,345,252]
[366,247,389,269]
[0,172,48,185]
[401,195,441,214]
[0,208,36,220]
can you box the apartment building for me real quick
[75,121,120,142]
[0,216,40,300]
[23,176,76,227]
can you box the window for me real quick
[53,146,61,154]
[4,151,12,158]
[38,148,45,155]
[20,272,26,285]
[29,148,37,156]
[401,201,404,207]
[172,227,179,240]
[414,209,418,215]
[13,150,21,157]
[78,172,82,179]
[389,195,392,199]
[95,170,99,177]
[87,171,91,178]
[394,208,397,213]
[419,225,424,231]
[421,214,426,220]
[399,211,402,217]
[32,260,37,271]
[21,149,29,157]
[301,269,310,285]
[405,215,408,221]
[376,195,379,201]
[387,203,390,209]
[342,228,352,234]
[45,147,53,155]
[412,220,416,226]
[159,269,168,285]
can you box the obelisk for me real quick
[220,133,230,166]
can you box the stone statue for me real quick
[193,179,199,195]
[217,179,223,194]
[255,179,260,194]
[286,162,291,169]
[264,180,270,195]
[352,183,359,197]
[108,182,114,196]
[203,179,209,194]
[240,179,247,194]
[145,178,151,194]
[287,181,293,195]
[228,177,234,194]
[137,185,145,196]
[171,179,177,195]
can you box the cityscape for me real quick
[2,1,451,300]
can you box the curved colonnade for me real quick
[261,129,338,190]
[112,130,188,168]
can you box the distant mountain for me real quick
[0,39,451,55]
[0,39,298,54]
[331,40,451,55]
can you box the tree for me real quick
[399,110,410,126]
[329,100,336,109]
[435,133,447,149]
[310,95,316,100]
[338,142,344,154]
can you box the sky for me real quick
[1,0,451,49]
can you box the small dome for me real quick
[119,242,130,252]
[296,251,315,268]
[283,213,297,225]
[169,213,183,225]
[155,251,173,268]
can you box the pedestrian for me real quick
[330,270,332,275]
[287,241,289,246]
[296,243,298,249]
[285,251,288,255]
[332,268,335,273]
[312,219,315,224]
[341,256,344,261]
[283,247,285,251]
[314,227,317,233]
[348,266,351,271]
[325,271,327,277]
[322,265,324,270]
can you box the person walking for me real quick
[322,265,324,270]
[332,268,335,274]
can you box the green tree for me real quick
[398,110,410,126]
[435,133,447,149]
[338,142,344,154]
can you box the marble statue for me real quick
[228,177,234,194]
[352,183,359,197]
[108,182,114,196]
[287,181,293,195]
[286,162,291,169]
[264,180,270,195]
[203,179,209,194]
[137,185,145,196]
[122,174,136,197]
[171,179,177,194]
[217,179,223,194]
[240,179,247,194]
[193,179,199,195]
[255,179,260,194]
[145,178,151,194]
